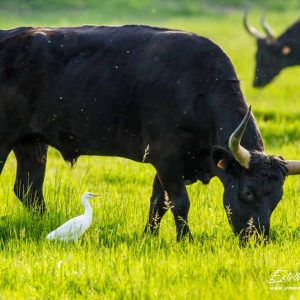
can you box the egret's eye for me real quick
[240,187,255,202]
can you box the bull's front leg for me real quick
[153,158,193,242]
[144,174,168,235]
[13,139,48,214]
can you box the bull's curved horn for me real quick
[228,106,252,169]
[285,160,300,175]
[243,11,265,39]
[261,15,276,40]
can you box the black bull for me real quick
[244,12,300,87]
[1,25,300,241]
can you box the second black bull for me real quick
[244,12,300,87]
[1,25,300,241]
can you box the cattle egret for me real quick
[46,192,100,242]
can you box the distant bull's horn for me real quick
[228,106,252,169]
[261,15,276,40]
[243,11,265,39]
[285,160,300,175]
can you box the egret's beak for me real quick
[90,193,101,198]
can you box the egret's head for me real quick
[82,192,101,200]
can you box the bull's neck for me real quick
[279,21,300,66]
[211,86,263,151]
[292,41,300,65]
[286,41,300,66]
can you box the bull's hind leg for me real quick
[144,174,168,235]
[13,139,48,213]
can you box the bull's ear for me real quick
[212,146,237,172]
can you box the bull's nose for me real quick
[239,225,269,244]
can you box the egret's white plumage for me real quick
[46,192,100,242]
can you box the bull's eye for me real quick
[240,187,255,202]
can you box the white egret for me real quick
[46,192,100,242]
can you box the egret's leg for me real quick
[153,157,193,242]
[13,139,48,214]
[144,174,168,235]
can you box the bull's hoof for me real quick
[22,201,46,215]
[176,227,193,242]
[143,224,159,236]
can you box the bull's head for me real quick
[212,107,300,242]
[244,11,298,87]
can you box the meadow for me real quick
[0,1,299,299]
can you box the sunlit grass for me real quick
[0,3,299,299]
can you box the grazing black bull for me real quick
[244,12,300,87]
[1,25,300,242]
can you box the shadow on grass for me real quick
[0,213,297,249]
[95,223,171,249]
[95,224,235,250]
[0,214,170,250]
[0,212,72,244]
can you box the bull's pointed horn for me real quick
[228,106,252,169]
[261,14,276,41]
[243,10,265,39]
[285,160,300,175]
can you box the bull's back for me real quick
[0,25,237,161]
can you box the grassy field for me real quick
[0,2,299,299]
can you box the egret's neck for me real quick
[82,197,93,223]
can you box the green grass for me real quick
[0,2,300,299]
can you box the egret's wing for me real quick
[46,215,87,241]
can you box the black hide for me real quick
[0,25,290,240]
